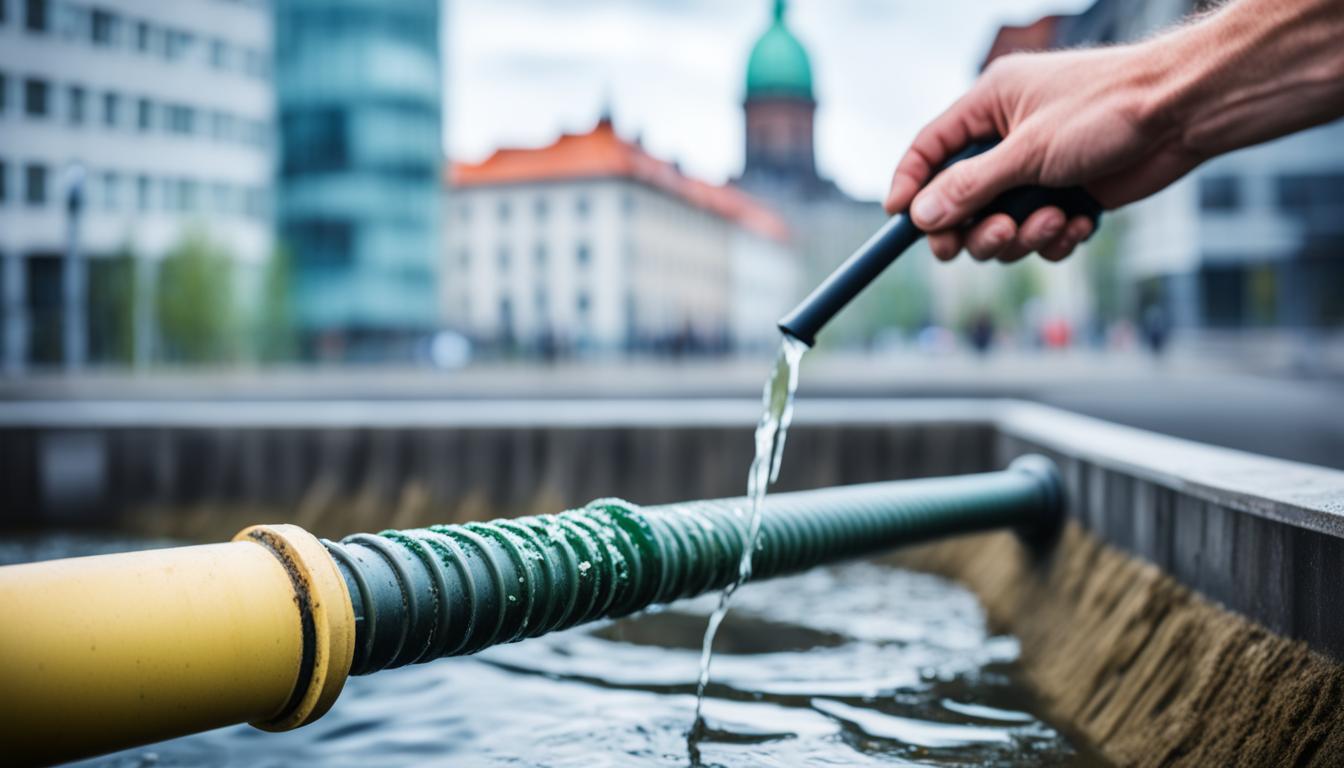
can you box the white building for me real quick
[445,117,796,355]
[0,0,274,367]
[1052,0,1344,333]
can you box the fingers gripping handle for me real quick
[951,139,1103,227]
[777,138,1102,347]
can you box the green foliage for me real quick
[156,230,237,363]
[1083,216,1127,323]
[87,247,138,364]
[253,245,296,363]
[816,256,931,348]
[993,260,1043,329]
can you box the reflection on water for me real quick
[41,551,1107,768]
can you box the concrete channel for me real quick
[2,397,1343,765]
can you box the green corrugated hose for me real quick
[323,455,1062,675]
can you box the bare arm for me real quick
[884,0,1344,263]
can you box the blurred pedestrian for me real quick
[968,311,995,355]
[1142,304,1171,357]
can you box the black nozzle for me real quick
[778,138,1103,346]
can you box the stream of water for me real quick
[689,335,808,762]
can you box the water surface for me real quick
[31,544,1107,768]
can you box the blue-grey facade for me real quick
[275,0,442,359]
[1055,0,1344,332]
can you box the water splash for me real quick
[689,334,807,762]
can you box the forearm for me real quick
[1144,0,1344,157]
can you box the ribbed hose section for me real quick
[323,455,1062,676]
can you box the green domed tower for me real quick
[740,0,820,192]
[746,0,814,101]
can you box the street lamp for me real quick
[63,161,87,371]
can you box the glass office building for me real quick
[275,0,442,359]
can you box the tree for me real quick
[87,246,138,365]
[156,231,237,364]
[253,245,296,363]
[1083,216,1127,325]
[993,260,1043,330]
[816,253,932,348]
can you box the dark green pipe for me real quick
[322,455,1063,676]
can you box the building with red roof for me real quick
[444,115,797,354]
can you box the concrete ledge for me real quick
[994,402,1344,662]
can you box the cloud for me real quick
[445,0,1093,200]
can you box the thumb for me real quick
[909,136,1033,231]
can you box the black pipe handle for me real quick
[777,138,1102,346]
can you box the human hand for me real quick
[884,43,1200,262]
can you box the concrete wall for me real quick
[2,397,1342,660]
[0,400,996,537]
[995,401,1344,661]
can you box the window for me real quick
[165,30,192,61]
[166,104,193,135]
[25,0,47,33]
[101,171,119,211]
[1199,265,1246,329]
[246,119,270,149]
[575,193,590,218]
[90,8,113,46]
[534,243,546,268]
[286,219,354,267]
[497,199,511,222]
[242,49,267,79]
[0,160,7,203]
[280,108,347,174]
[180,179,199,212]
[136,174,151,211]
[244,188,266,220]
[576,243,591,267]
[577,291,591,317]
[24,163,46,205]
[136,98,152,131]
[23,77,48,117]
[210,111,231,141]
[457,248,469,268]
[1199,175,1240,212]
[102,92,119,127]
[67,85,84,125]
[210,182,230,214]
[534,196,548,220]
[1276,173,1344,212]
[497,246,510,271]
[622,192,635,215]
[135,21,150,51]
[210,39,228,70]
[457,203,470,222]
[0,72,6,114]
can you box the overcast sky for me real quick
[445,0,1092,202]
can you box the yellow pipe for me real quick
[0,524,354,767]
